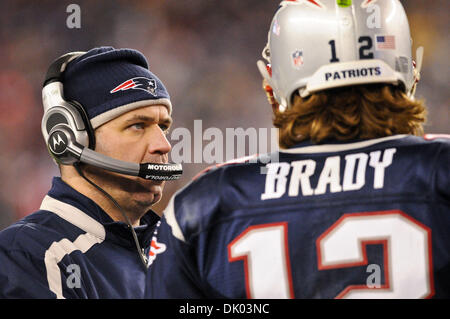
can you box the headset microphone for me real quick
[47,126,182,181]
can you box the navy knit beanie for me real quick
[62,46,172,129]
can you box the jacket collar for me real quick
[42,177,159,248]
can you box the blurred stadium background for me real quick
[0,0,448,229]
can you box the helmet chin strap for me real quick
[257,60,288,112]
[410,46,424,99]
[257,60,274,87]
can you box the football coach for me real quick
[0,47,182,298]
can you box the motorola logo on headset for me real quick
[49,130,69,155]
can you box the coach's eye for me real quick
[129,123,145,130]
[159,124,170,134]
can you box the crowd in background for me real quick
[0,0,448,229]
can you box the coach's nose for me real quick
[147,124,171,157]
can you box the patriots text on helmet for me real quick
[325,67,381,81]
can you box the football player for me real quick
[146,0,449,298]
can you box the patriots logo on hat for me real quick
[147,237,167,266]
[110,77,158,96]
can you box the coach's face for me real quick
[87,105,172,213]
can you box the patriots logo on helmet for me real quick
[282,0,326,9]
[361,0,378,8]
[110,77,158,96]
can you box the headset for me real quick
[41,51,183,181]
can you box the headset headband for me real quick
[43,52,86,87]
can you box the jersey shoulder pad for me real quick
[192,154,259,181]
[422,134,450,142]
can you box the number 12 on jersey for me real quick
[228,210,434,299]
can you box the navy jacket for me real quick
[0,177,159,298]
[146,135,450,299]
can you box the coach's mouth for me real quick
[141,179,164,188]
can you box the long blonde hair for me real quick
[273,84,427,149]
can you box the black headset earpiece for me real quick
[41,51,183,181]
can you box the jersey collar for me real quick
[281,135,408,154]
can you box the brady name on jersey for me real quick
[262,144,395,199]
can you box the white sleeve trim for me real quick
[44,233,103,299]
[40,195,106,298]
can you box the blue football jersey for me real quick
[146,134,450,299]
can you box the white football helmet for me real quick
[257,0,424,110]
